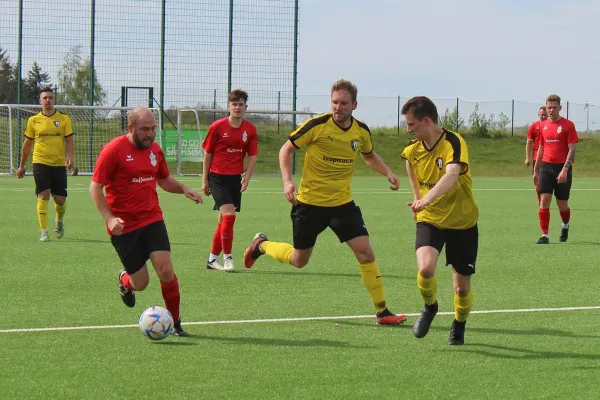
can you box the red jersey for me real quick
[540,118,578,164]
[527,120,542,160]
[202,117,258,175]
[92,135,170,235]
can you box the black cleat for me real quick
[413,301,438,338]
[448,319,466,345]
[559,226,569,243]
[118,270,136,308]
[172,320,188,337]
[536,236,549,244]
[243,233,268,268]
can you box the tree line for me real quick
[0,45,106,105]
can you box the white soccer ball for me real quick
[139,306,174,340]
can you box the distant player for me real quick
[202,89,258,272]
[525,106,548,203]
[401,96,479,345]
[533,94,578,244]
[16,87,74,241]
[243,79,407,326]
[90,107,203,337]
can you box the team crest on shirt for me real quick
[436,157,444,170]
[149,151,157,167]
[350,139,359,151]
[557,126,562,134]
[54,121,60,127]
[242,131,247,142]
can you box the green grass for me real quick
[1,175,600,399]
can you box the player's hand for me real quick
[16,167,25,179]
[283,180,298,205]
[108,217,125,236]
[408,198,429,213]
[412,211,418,221]
[387,172,400,191]
[183,186,203,204]
[202,180,211,196]
[525,158,531,167]
[557,169,568,184]
[66,158,74,169]
[533,171,539,186]
[240,174,251,192]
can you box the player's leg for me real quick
[32,164,51,241]
[111,228,149,308]
[207,211,224,270]
[145,221,187,336]
[51,166,68,239]
[445,224,478,345]
[555,166,572,243]
[243,202,324,269]
[413,222,444,338]
[536,163,555,244]
[220,203,237,272]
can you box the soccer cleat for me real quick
[376,308,408,325]
[223,256,235,272]
[413,301,438,338]
[448,319,466,345]
[243,232,268,268]
[559,226,569,243]
[536,236,549,244]
[55,220,64,239]
[40,231,49,242]
[206,259,224,271]
[172,320,189,337]
[118,270,136,308]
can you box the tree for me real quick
[0,47,16,104]
[57,45,106,105]
[21,62,52,104]
[468,103,495,137]
[439,105,464,131]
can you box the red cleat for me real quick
[376,309,408,325]
[243,233,268,268]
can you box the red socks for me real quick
[160,275,181,323]
[221,215,236,254]
[211,222,222,255]
[560,208,570,225]
[120,272,134,290]
[539,208,550,235]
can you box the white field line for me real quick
[2,305,599,334]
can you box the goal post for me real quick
[0,105,161,175]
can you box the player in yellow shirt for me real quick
[401,96,479,345]
[243,79,407,325]
[16,87,74,241]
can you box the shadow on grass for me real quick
[427,324,600,339]
[61,238,198,246]
[448,343,600,361]
[249,270,414,280]
[160,333,376,349]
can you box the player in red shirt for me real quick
[202,90,258,272]
[533,94,578,244]
[90,107,203,336]
[525,106,548,203]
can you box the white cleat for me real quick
[55,220,64,239]
[40,231,49,242]
[206,259,225,271]
[223,256,235,272]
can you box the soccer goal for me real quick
[0,105,161,175]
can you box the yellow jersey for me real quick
[24,111,73,167]
[401,129,478,229]
[289,113,373,207]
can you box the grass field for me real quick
[2,175,600,399]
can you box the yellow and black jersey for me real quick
[401,129,478,229]
[289,113,373,207]
[24,111,73,167]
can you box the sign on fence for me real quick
[162,129,205,162]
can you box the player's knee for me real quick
[156,263,175,282]
[354,248,375,264]
[53,196,66,206]
[454,285,470,297]
[418,267,436,279]
[38,190,51,200]
[131,275,150,291]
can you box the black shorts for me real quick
[208,172,242,211]
[110,221,171,275]
[415,222,478,276]
[537,163,572,200]
[291,201,368,250]
[32,163,67,197]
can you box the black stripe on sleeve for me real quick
[444,130,462,164]
[289,113,331,143]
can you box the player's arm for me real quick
[557,143,576,184]
[533,144,544,185]
[361,151,399,190]
[241,155,257,192]
[202,152,213,196]
[65,134,74,168]
[405,160,420,201]
[279,140,298,204]
[525,139,534,166]
[90,181,126,235]
[157,176,203,203]
[410,163,461,212]
[16,137,34,178]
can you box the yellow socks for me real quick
[417,272,438,305]
[454,289,473,322]
[55,201,67,222]
[261,241,294,264]
[359,261,386,312]
[37,199,49,231]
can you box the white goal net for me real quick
[0,105,161,175]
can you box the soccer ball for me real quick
[139,306,174,340]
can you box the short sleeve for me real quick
[444,132,469,174]
[64,116,74,137]
[357,123,373,154]
[202,122,219,154]
[289,118,318,149]
[567,121,579,144]
[24,118,34,140]
[156,147,170,179]
[92,145,117,186]
[527,122,535,140]
[248,127,258,156]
